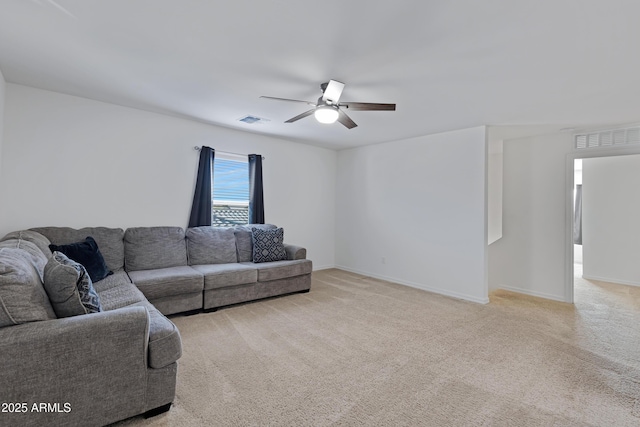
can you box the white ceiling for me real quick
[1,1,640,150]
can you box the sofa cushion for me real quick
[191,263,258,290]
[43,252,102,317]
[0,239,48,277]
[49,236,113,283]
[240,259,312,282]
[131,300,182,368]
[97,280,147,311]
[128,266,203,300]
[234,224,277,262]
[0,248,56,327]
[92,271,133,294]
[1,230,52,258]
[32,227,125,272]
[124,227,188,271]
[186,227,237,265]
[252,227,287,263]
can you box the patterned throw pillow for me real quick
[234,224,277,262]
[43,251,102,317]
[49,236,112,282]
[251,227,287,263]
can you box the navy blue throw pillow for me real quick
[49,236,113,282]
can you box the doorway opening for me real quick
[570,154,640,303]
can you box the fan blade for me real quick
[339,102,396,111]
[337,110,357,129]
[260,96,316,106]
[322,80,345,104]
[285,109,316,123]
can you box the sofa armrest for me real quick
[0,306,151,427]
[284,243,306,260]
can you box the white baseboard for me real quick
[581,274,640,287]
[334,265,490,305]
[497,285,566,302]
[312,264,336,272]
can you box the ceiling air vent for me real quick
[238,115,269,124]
[575,125,640,150]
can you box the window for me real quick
[212,157,249,226]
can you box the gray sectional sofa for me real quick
[0,224,311,426]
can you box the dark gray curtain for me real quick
[573,184,582,245]
[248,154,264,224]
[188,146,215,228]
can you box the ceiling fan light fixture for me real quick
[314,105,339,124]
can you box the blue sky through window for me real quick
[213,158,249,203]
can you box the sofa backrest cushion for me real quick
[124,227,188,271]
[1,230,52,259]
[186,227,237,265]
[32,227,125,272]
[0,248,57,327]
[43,251,102,317]
[234,224,277,263]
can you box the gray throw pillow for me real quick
[43,251,102,318]
[0,239,48,278]
[251,227,287,263]
[1,230,53,259]
[0,248,57,327]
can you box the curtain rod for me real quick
[193,146,265,160]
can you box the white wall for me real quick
[0,84,336,269]
[0,68,5,178]
[487,135,503,244]
[488,132,572,300]
[335,126,489,303]
[582,155,640,286]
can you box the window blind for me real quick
[213,158,249,203]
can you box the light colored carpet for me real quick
[116,268,640,426]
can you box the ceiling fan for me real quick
[260,80,395,129]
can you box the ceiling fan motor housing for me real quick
[318,96,334,106]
